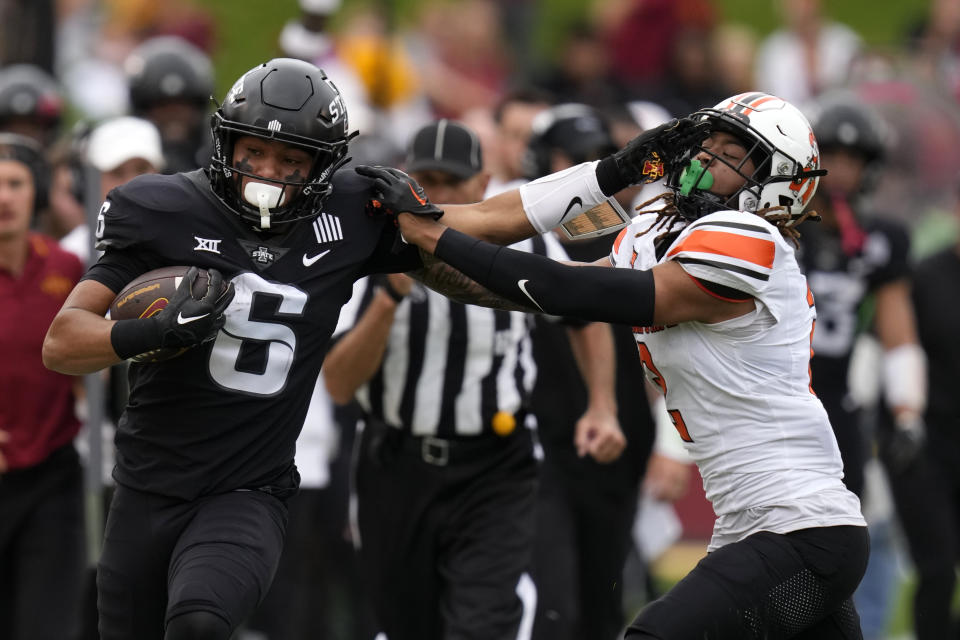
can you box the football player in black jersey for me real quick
[40,58,448,640]
[796,94,928,639]
[800,95,927,492]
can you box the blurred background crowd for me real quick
[3,0,960,639]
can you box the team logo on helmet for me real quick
[227,75,246,104]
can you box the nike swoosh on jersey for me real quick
[563,196,583,218]
[302,249,332,266]
[517,279,544,311]
[177,311,209,325]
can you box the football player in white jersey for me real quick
[359,92,869,638]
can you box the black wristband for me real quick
[378,277,406,303]
[596,155,629,197]
[110,318,161,360]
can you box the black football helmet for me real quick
[808,93,887,164]
[125,36,216,112]
[209,58,352,229]
[523,103,616,179]
[0,64,64,144]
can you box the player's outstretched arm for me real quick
[43,280,125,374]
[397,213,755,328]
[359,119,706,247]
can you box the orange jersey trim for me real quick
[667,229,775,270]
[612,227,629,254]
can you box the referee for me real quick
[323,119,624,640]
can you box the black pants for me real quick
[355,421,538,640]
[625,525,869,640]
[96,484,288,640]
[0,444,86,640]
[531,449,638,640]
[882,435,960,640]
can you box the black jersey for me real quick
[83,169,421,500]
[912,248,960,442]
[797,217,910,393]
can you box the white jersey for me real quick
[611,210,865,551]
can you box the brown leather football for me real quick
[109,266,219,363]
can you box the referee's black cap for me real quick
[405,119,482,179]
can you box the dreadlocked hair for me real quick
[633,191,688,245]
[758,206,821,247]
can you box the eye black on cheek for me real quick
[235,157,253,173]
[284,169,304,182]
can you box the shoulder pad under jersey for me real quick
[666,210,781,298]
[94,173,203,251]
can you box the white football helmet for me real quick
[668,92,825,221]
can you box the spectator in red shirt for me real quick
[0,133,86,640]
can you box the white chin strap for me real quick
[243,182,286,230]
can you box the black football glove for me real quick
[151,267,235,349]
[355,165,444,221]
[883,414,927,474]
[611,117,711,185]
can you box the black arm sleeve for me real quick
[434,229,655,326]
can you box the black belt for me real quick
[380,425,529,467]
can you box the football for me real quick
[109,266,222,363]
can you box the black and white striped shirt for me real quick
[333,235,570,438]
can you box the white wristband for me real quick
[882,343,927,415]
[519,161,608,234]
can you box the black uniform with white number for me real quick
[84,168,418,638]
[797,216,910,498]
[339,236,564,640]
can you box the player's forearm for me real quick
[322,292,398,405]
[875,280,926,418]
[430,228,656,325]
[441,190,537,245]
[43,308,123,374]
[409,251,536,312]
[875,280,918,350]
[567,323,617,414]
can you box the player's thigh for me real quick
[165,490,288,632]
[98,485,189,640]
[793,598,863,640]
[627,526,868,640]
[441,462,537,640]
